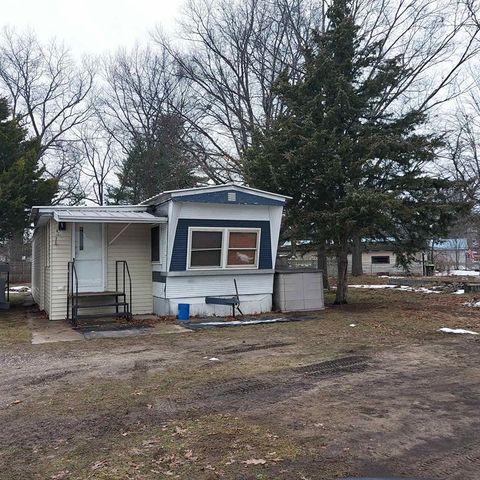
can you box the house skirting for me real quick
[154,293,272,317]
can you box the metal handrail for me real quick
[115,260,132,318]
[6,264,9,303]
[125,262,132,318]
[67,260,78,325]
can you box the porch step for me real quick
[75,312,131,321]
[69,291,125,298]
[73,302,128,309]
[67,260,133,327]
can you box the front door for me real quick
[74,223,104,292]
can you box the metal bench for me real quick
[205,279,243,317]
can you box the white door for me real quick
[74,223,104,292]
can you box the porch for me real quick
[30,205,167,321]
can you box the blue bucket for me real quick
[177,303,190,321]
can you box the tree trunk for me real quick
[351,235,363,277]
[317,242,330,290]
[335,246,349,304]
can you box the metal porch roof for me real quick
[53,209,166,224]
[31,206,166,224]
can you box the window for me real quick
[79,227,84,251]
[188,228,260,269]
[151,226,159,262]
[371,255,390,264]
[227,231,258,266]
[190,230,223,267]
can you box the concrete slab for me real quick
[82,323,191,339]
[30,320,84,344]
[28,313,191,343]
[151,323,191,335]
[83,327,152,339]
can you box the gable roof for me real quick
[141,183,291,206]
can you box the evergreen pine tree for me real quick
[0,97,57,242]
[110,114,199,204]
[245,0,464,303]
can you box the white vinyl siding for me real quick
[155,273,274,316]
[165,273,273,298]
[31,227,44,309]
[107,224,153,315]
[43,222,51,314]
[33,221,153,320]
[49,220,73,320]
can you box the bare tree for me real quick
[97,45,208,199]
[99,46,195,151]
[345,0,478,276]
[157,0,478,183]
[0,28,95,203]
[465,0,480,32]
[353,0,479,116]
[157,0,322,181]
[442,77,480,207]
[74,125,118,205]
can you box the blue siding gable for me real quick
[173,190,284,206]
[170,219,272,271]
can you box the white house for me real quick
[30,184,289,322]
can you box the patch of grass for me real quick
[0,311,30,345]
[37,342,338,419]
[26,414,302,480]
[2,286,478,479]
[8,292,30,307]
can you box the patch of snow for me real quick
[349,284,397,289]
[377,275,407,279]
[440,269,480,277]
[439,327,479,335]
[9,285,31,293]
[349,323,356,327]
[196,317,286,327]
[348,284,441,294]
[208,357,220,361]
[463,299,480,308]
[453,289,465,295]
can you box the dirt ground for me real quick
[1,285,480,480]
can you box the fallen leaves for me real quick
[184,449,198,461]
[50,471,70,480]
[242,458,267,465]
[174,425,188,435]
[91,460,107,471]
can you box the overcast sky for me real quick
[1,0,184,56]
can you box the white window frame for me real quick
[225,228,261,269]
[187,227,261,270]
